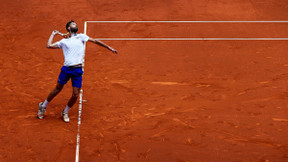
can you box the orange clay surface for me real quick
[1,0,288,161]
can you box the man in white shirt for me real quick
[37,20,117,122]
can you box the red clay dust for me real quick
[1,0,288,161]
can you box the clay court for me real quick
[1,0,288,161]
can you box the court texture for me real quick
[1,0,288,161]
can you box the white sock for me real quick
[63,105,71,114]
[42,100,49,108]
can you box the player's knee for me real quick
[72,91,79,98]
[56,84,64,91]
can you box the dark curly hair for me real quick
[66,20,75,32]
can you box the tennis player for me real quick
[37,20,117,122]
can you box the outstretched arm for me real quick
[47,30,60,49]
[88,38,118,54]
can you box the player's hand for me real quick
[110,48,118,54]
[52,30,60,36]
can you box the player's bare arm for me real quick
[47,30,60,49]
[88,38,118,54]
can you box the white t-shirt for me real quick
[56,34,89,66]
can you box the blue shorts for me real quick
[58,66,83,88]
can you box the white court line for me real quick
[94,38,288,41]
[85,20,288,23]
[75,89,83,162]
[84,21,88,36]
[84,20,288,41]
[74,21,89,162]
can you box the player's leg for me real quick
[61,67,83,122]
[47,83,64,102]
[37,83,64,119]
[68,87,81,107]
[38,66,69,119]
[41,67,69,108]
[62,87,80,122]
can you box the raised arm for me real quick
[47,30,60,49]
[88,38,118,54]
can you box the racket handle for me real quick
[59,32,69,38]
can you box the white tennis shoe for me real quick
[37,102,46,119]
[61,111,70,123]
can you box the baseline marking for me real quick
[92,38,288,41]
[74,21,89,162]
[85,20,288,23]
[75,89,83,162]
